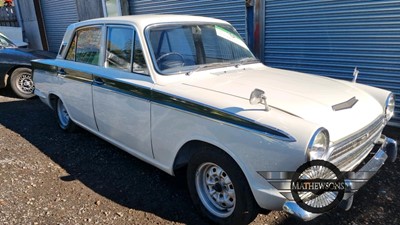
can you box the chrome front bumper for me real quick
[283,135,398,221]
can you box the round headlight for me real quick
[307,128,330,161]
[385,93,395,121]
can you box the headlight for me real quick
[307,128,330,161]
[385,93,395,121]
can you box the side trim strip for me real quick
[33,60,295,142]
[94,76,152,100]
[152,91,295,141]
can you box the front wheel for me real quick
[56,98,77,132]
[10,67,35,99]
[187,149,258,225]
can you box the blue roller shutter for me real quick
[264,0,400,126]
[129,0,247,40]
[41,0,79,52]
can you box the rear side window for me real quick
[65,26,102,65]
[66,35,76,61]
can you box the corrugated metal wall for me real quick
[264,0,400,126]
[41,0,79,52]
[129,0,247,40]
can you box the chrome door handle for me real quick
[93,77,104,85]
[57,69,67,78]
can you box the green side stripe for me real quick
[66,70,93,84]
[95,76,292,140]
[95,76,152,100]
[33,62,294,141]
[151,91,292,140]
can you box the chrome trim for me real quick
[283,201,321,221]
[385,137,398,162]
[331,115,384,149]
[306,128,329,161]
[327,116,385,170]
[385,93,395,121]
[284,136,396,221]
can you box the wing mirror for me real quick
[249,88,270,111]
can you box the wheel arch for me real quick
[2,65,32,88]
[173,139,251,182]
[48,93,59,110]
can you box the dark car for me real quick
[0,33,55,98]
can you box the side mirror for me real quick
[249,88,270,111]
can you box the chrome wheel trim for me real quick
[57,100,70,128]
[195,162,236,218]
[16,73,34,94]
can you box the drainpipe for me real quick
[246,0,254,51]
[13,0,25,37]
[253,0,265,62]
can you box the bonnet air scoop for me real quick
[332,97,358,111]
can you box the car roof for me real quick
[70,14,230,30]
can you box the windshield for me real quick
[0,34,17,48]
[147,23,256,75]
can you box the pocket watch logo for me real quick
[291,160,346,213]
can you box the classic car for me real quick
[0,32,55,98]
[0,32,28,48]
[32,15,397,225]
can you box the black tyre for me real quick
[55,98,77,132]
[10,67,35,99]
[187,149,258,225]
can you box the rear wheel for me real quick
[187,149,258,225]
[56,98,77,132]
[10,67,35,99]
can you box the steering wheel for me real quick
[156,52,185,69]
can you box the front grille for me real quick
[328,116,385,171]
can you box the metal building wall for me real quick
[40,0,79,52]
[263,0,400,126]
[129,0,247,40]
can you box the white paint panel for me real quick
[93,85,153,158]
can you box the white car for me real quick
[32,15,397,225]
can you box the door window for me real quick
[106,26,148,74]
[65,26,102,66]
[106,27,133,71]
[132,33,147,74]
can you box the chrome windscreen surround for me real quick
[328,116,386,171]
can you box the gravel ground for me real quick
[0,87,399,225]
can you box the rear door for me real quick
[92,25,154,158]
[56,26,102,131]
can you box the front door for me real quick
[92,25,153,158]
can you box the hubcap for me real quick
[17,73,34,94]
[195,162,236,218]
[57,100,70,127]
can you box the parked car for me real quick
[0,32,28,48]
[0,33,55,98]
[32,15,397,225]
[0,32,18,48]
